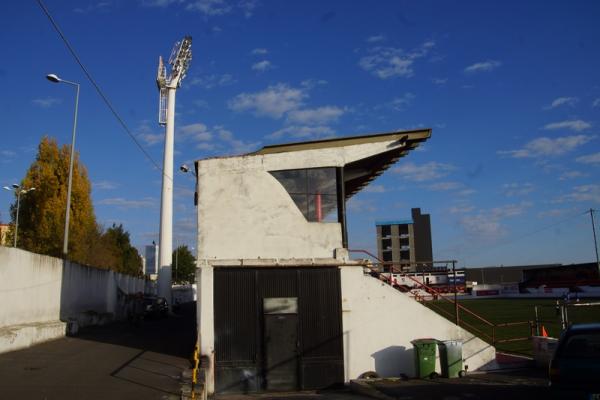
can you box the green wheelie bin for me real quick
[438,340,465,378]
[411,338,438,378]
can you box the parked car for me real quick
[549,323,600,397]
[142,296,169,318]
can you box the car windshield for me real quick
[561,332,600,359]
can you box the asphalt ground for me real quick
[367,368,593,400]
[0,303,196,400]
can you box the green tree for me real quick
[11,136,98,264]
[8,136,142,276]
[102,224,143,276]
[172,245,196,283]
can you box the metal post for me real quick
[63,83,80,256]
[158,86,175,304]
[534,306,540,336]
[453,261,459,325]
[14,190,21,247]
[590,209,600,275]
[175,244,179,283]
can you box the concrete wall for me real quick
[0,246,145,353]
[340,266,497,379]
[196,140,409,261]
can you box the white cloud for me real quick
[287,106,345,125]
[458,189,477,196]
[366,35,386,43]
[180,123,212,142]
[228,83,307,119]
[464,60,501,73]
[498,135,595,158]
[389,93,415,111]
[98,197,157,208]
[576,152,600,164]
[593,98,600,108]
[347,198,377,213]
[93,180,119,190]
[459,215,505,238]
[359,41,435,79]
[238,0,259,18]
[215,126,260,154]
[392,161,456,182]
[554,184,600,204]
[543,120,591,132]
[196,142,215,150]
[140,0,183,7]
[559,170,586,181]
[364,184,386,193]
[74,1,111,13]
[426,181,463,191]
[432,78,447,85]
[251,48,268,55]
[0,150,16,158]
[300,79,328,89]
[186,0,232,15]
[459,202,533,238]
[138,133,163,146]
[449,205,475,214]
[135,121,164,146]
[544,96,578,110]
[538,208,571,218]
[32,97,61,108]
[502,182,534,197]
[189,74,235,89]
[252,60,273,72]
[267,125,335,140]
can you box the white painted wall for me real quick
[0,246,145,353]
[340,266,497,379]
[196,139,409,261]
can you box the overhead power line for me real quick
[36,0,169,181]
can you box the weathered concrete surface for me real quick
[0,303,196,399]
[340,266,497,380]
[0,321,66,355]
[0,247,145,354]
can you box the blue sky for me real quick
[1,0,599,267]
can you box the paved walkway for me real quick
[0,304,196,399]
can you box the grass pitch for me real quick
[425,298,600,355]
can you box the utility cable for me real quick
[36,0,172,183]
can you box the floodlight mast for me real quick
[156,36,192,306]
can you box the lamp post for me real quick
[46,73,80,257]
[3,184,36,247]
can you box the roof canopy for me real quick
[258,129,431,200]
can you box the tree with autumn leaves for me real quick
[6,136,142,276]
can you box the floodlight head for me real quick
[46,74,61,83]
[12,184,20,189]
[180,164,190,173]
[166,36,192,88]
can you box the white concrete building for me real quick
[194,129,496,395]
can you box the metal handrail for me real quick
[349,249,534,347]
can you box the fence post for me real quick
[534,306,540,336]
[453,261,459,326]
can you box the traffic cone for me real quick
[541,325,549,337]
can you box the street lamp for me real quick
[3,184,35,247]
[47,73,80,257]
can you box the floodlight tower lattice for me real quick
[156,36,192,304]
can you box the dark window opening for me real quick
[381,225,391,238]
[270,168,339,222]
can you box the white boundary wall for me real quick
[340,266,497,379]
[0,246,145,354]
